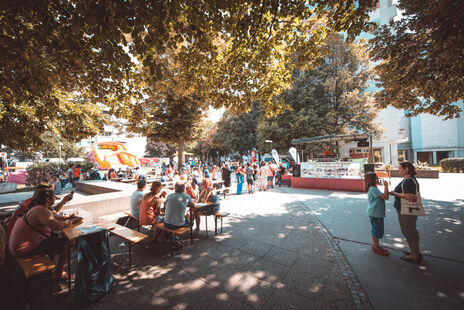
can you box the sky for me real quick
[207,106,225,123]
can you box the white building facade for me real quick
[340,0,463,166]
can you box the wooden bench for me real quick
[154,222,192,257]
[214,212,230,235]
[123,211,141,231]
[213,187,231,199]
[16,255,55,305]
[105,222,148,268]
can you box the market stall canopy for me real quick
[292,133,370,145]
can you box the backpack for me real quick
[73,229,113,306]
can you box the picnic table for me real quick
[62,218,116,293]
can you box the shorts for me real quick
[24,236,67,257]
[370,217,384,239]
[267,176,273,182]
[247,178,254,185]
[164,219,189,229]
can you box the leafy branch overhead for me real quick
[369,0,464,119]
[0,0,377,151]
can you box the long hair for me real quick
[19,189,55,217]
[399,162,417,176]
[145,181,162,199]
[364,172,378,192]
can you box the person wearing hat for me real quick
[8,189,82,278]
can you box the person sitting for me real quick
[130,178,146,220]
[6,183,74,241]
[194,179,220,233]
[108,169,117,180]
[8,190,82,278]
[140,181,167,240]
[53,176,62,195]
[164,182,194,230]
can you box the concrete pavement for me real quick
[281,173,464,309]
[7,188,370,309]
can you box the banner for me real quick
[271,149,279,164]
[251,150,257,163]
[289,147,297,162]
[297,152,301,164]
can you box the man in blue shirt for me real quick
[164,181,194,229]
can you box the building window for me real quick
[388,0,393,7]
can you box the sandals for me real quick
[372,246,390,256]
[400,255,422,263]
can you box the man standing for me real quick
[130,178,146,220]
[164,182,194,229]
[67,164,75,188]
[73,164,81,183]
[221,163,232,189]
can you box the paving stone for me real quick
[262,246,300,267]
[220,249,260,271]
[240,239,273,258]
[244,256,293,284]
[292,256,333,279]
[263,286,319,310]
[281,266,327,301]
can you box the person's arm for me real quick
[389,179,417,201]
[379,180,389,200]
[52,192,73,212]
[36,208,72,231]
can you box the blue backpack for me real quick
[73,229,113,306]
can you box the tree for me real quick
[369,0,464,119]
[1,0,377,151]
[40,133,85,159]
[257,34,380,155]
[144,141,177,158]
[129,92,204,167]
[212,107,259,159]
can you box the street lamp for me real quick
[265,140,273,153]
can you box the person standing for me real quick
[236,164,246,195]
[73,164,81,183]
[67,164,75,188]
[260,161,268,191]
[245,163,254,194]
[389,162,423,263]
[221,163,232,189]
[365,172,390,256]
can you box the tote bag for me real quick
[400,178,426,216]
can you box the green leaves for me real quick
[369,0,464,119]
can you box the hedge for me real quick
[439,158,464,172]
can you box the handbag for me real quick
[400,178,425,216]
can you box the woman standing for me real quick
[236,164,246,195]
[389,162,422,263]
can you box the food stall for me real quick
[290,134,372,192]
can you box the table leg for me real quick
[128,243,132,269]
[67,241,71,294]
[190,207,193,245]
[205,216,208,238]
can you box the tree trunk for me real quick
[177,137,185,168]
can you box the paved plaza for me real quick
[1,173,463,309]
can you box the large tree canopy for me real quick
[369,0,464,119]
[1,0,376,151]
[257,34,380,154]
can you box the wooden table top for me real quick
[62,220,116,241]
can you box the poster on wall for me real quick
[300,162,362,179]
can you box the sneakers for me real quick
[372,246,389,256]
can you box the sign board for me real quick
[297,144,306,151]
[300,162,362,179]
[357,140,369,147]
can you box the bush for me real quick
[440,158,464,172]
[67,160,96,175]
[26,162,60,186]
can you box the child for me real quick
[365,172,390,256]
